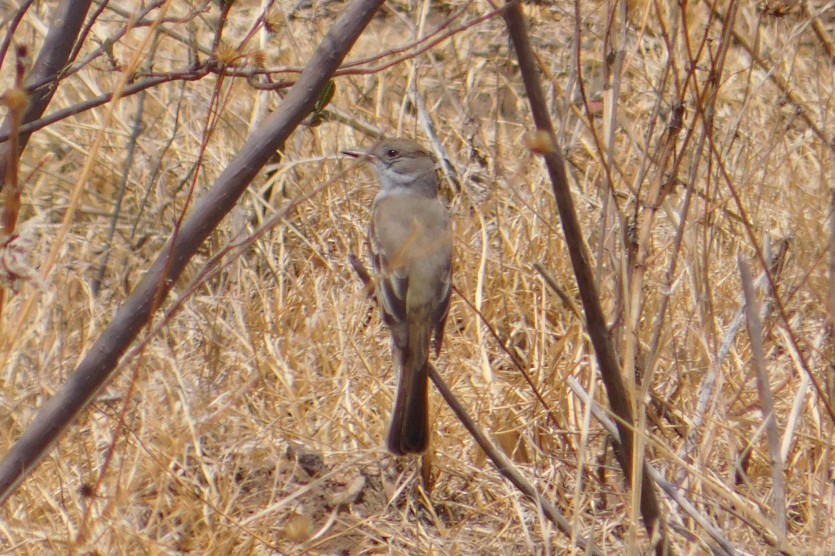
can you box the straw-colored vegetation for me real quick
[1,0,833,553]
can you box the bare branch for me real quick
[0,0,385,505]
[0,0,92,187]
[500,1,667,551]
[429,364,601,555]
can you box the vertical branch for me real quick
[0,48,31,325]
[738,256,787,544]
[500,1,667,552]
[1,48,29,236]
[829,187,835,413]
[0,0,91,357]
[568,377,739,555]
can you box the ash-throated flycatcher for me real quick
[344,138,452,455]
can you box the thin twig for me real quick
[802,0,835,62]
[704,0,832,152]
[532,263,582,320]
[677,238,788,485]
[780,331,820,463]
[91,41,157,296]
[429,365,601,555]
[0,0,92,191]
[704,123,835,426]
[0,0,35,75]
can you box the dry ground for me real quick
[1,0,833,554]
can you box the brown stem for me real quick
[500,1,667,552]
[0,0,385,505]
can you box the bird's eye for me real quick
[386,149,398,157]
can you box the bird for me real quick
[343,138,453,455]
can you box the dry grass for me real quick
[1,0,833,553]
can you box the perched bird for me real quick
[343,138,453,455]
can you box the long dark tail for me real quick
[386,322,431,455]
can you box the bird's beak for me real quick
[341,149,364,159]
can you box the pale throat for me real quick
[376,163,439,198]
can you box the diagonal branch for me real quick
[429,365,601,555]
[0,0,385,505]
[348,254,600,555]
[500,1,667,552]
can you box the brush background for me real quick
[0,0,833,553]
